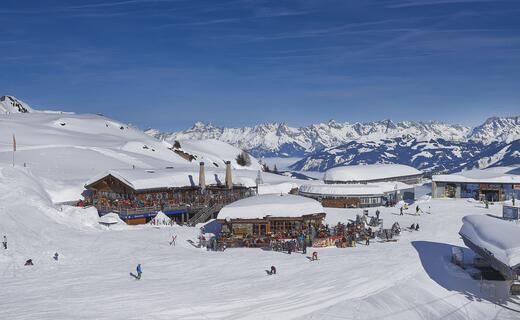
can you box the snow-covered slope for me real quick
[1,168,518,319]
[0,97,261,202]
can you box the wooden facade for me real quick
[85,174,257,224]
[218,213,325,239]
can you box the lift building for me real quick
[432,166,520,202]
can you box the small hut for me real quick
[217,194,325,247]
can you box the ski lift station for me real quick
[298,164,420,208]
[432,166,520,202]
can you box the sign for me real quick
[232,223,252,235]
[480,184,502,190]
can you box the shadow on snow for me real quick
[412,241,520,313]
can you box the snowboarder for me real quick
[170,235,177,246]
[25,259,33,266]
[400,207,403,216]
[415,224,420,231]
[53,252,59,261]
[312,251,318,261]
[136,264,142,279]
[2,235,7,250]
[270,266,276,275]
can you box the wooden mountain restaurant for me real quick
[84,162,257,225]
[216,194,326,247]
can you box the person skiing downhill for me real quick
[2,235,7,250]
[170,235,177,246]
[136,264,142,280]
[400,207,403,216]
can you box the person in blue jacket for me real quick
[136,264,142,280]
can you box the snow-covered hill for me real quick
[0,95,33,114]
[0,97,261,202]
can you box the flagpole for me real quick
[12,134,15,167]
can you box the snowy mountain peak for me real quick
[147,119,480,158]
[0,95,34,114]
[469,116,520,144]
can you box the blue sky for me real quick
[1,0,519,130]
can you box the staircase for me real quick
[187,203,223,226]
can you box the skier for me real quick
[302,236,307,254]
[375,209,380,220]
[485,199,489,209]
[136,264,142,280]
[170,235,177,246]
[365,233,370,246]
[410,223,415,231]
[25,259,33,266]
[415,205,420,216]
[415,224,420,231]
[2,235,7,250]
[53,252,59,261]
[400,207,403,216]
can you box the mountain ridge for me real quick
[146,116,519,158]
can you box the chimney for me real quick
[199,162,206,189]
[225,161,232,189]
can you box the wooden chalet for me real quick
[216,194,326,246]
[84,162,257,225]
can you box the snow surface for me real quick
[459,215,520,268]
[2,167,519,319]
[324,163,422,182]
[433,166,520,183]
[217,194,324,220]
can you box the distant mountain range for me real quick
[289,137,519,173]
[146,117,520,172]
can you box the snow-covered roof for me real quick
[217,194,324,220]
[459,214,520,269]
[324,164,422,182]
[433,166,520,184]
[85,167,257,191]
[299,181,413,197]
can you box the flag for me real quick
[12,134,16,152]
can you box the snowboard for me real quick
[129,272,141,280]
